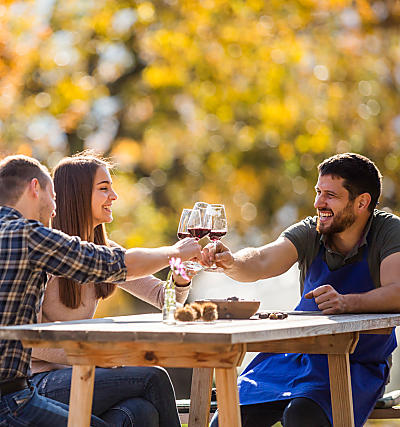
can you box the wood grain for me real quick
[361,327,392,335]
[328,353,355,427]
[188,368,214,427]
[3,312,400,345]
[247,332,359,354]
[67,365,95,427]
[22,340,246,369]
[215,368,241,427]
[369,407,400,419]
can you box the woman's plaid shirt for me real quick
[0,206,127,382]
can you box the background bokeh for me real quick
[2,0,400,420]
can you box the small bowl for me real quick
[195,298,260,319]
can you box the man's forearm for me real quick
[124,247,177,279]
[343,283,400,313]
[224,248,265,282]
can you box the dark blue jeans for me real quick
[0,383,106,426]
[31,366,181,427]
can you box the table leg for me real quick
[67,365,95,427]
[328,353,354,427]
[188,368,214,427]
[215,367,241,427]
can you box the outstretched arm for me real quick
[124,237,201,279]
[202,236,298,282]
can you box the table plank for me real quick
[1,313,399,344]
[21,340,246,369]
[247,332,359,354]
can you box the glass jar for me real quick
[162,276,176,324]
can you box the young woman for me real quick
[30,153,193,427]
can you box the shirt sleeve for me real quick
[117,276,191,309]
[27,222,127,284]
[280,216,318,264]
[375,213,400,263]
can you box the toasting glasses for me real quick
[177,203,227,273]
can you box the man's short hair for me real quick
[0,155,51,205]
[318,153,382,212]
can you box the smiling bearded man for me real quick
[205,152,400,427]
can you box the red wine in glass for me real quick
[209,230,227,240]
[177,232,191,239]
[188,227,211,239]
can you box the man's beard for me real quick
[317,200,356,235]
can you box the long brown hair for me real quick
[52,152,117,308]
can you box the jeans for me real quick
[0,383,106,426]
[31,366,180,427]
[209,398,331,427]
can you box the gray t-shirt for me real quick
[281,209,400,295]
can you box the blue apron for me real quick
[238,245,397,426]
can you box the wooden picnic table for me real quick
[1,312,400,427]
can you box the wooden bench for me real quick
[369,389,400,420]
[177,398,217,424]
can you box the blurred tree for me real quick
[1,0,400,315]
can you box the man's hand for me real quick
[201,240,234,269]
[172,238,202,262]
[304,285,347,314]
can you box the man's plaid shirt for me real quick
[0,206,127,382]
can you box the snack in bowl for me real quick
[174,302,218,322]
[195,297,260,319]
[189,302,204,320]
[174,305,196,322]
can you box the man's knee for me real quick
[145,367,173,390]
[102,398,159,427]
[282,398,331,427]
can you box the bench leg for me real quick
[188,367,214,427]
[68,365,95,427]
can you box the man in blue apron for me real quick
[206,153,400,427]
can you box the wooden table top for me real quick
[1,312,400,344]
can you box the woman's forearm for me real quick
[118,276,190,309]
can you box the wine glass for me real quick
[204,204,227,272]
[177,209,192,240]
[177,208,203,272]
[187,203,212,240]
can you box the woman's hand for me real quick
[173,266,198,286]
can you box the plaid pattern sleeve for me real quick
[0,206,127,382]
[28,224,126,284]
